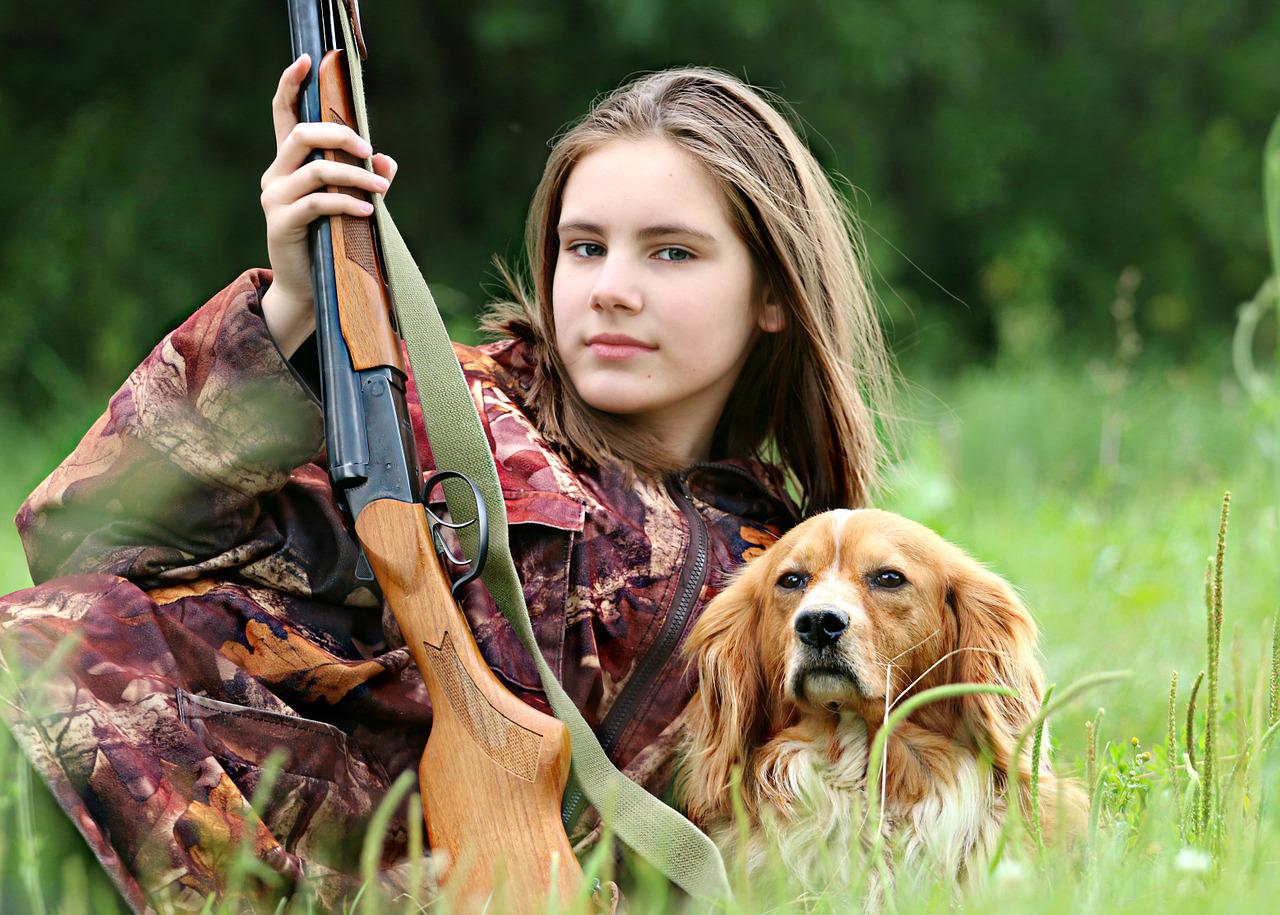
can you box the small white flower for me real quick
[993,857,1030,887]
[1174,848,1212,874]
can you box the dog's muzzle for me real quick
[791,605,867,706]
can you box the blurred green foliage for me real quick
[2,0,1278,416]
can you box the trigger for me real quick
[355,549,374,582]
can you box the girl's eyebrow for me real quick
[556,220,718,243]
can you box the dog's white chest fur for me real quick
[711,714,1002,887]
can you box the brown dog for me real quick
[679,509,1087,887]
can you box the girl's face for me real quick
[552,137,781,463]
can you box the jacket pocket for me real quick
[176,689,353,782]
[176,689,387,869]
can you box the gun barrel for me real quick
[287,0,369,487]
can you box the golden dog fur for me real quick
[679,509,1087,886]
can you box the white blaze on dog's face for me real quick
[761,509,954,715]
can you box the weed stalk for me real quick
[1265,620,1280,754]
[1167,670,1179,799]
[1085,710,1101,793]
[1186,670,1204,773]
[1198,492,1230,849]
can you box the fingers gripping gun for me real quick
[285,1,584,908]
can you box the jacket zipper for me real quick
[561,471,710,829]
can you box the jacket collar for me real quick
[677,460,800,529]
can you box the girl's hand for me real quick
[259,54,398,357]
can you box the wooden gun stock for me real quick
[314,47,585,914]
[355,502,581,910]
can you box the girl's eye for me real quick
[776,571,808,591]
[655,247,693,262]
[567,242,605,258]
[870,569,907,589]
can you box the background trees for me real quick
[2,0,1276,413]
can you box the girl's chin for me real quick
[571,379,669,417]
[580,394,662,417]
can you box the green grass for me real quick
[1,346,1278,912]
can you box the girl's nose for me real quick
[589,254,643,314]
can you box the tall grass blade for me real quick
[222,750,289,908]
[1264,112,1280,295]
[1261,717,1280,752]
[1233,626,1248,752]
[16,748,49,915]
[359,770,417,913]
[401,793,425,915]
[996,670,1130,867]
[864,682,1016,887]
[1186,670,1204,773]
[1029,684,1054,855]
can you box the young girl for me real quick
[1,60,893,912]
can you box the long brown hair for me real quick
[485,66,895,514]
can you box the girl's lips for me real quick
[587,335,657,361]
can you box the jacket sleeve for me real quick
[15,269,371,606]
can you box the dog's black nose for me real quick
[795,607,849,648]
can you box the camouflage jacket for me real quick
[0,269,798,913]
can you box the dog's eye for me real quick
[776,571,809,590]
[871,569,907,589]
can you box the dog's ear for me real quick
[678,561,770,824]
[946,552,1044,778]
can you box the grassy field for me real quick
[1,342,1277,912]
